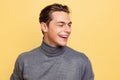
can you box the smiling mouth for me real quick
[58,35,69,41]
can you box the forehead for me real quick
[51,11,71,23]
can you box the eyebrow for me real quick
[57,21,72,24]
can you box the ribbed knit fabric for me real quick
[11,41,94,80]
[40,41,65,57]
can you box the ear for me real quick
[40,22,48,33]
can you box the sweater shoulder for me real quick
[16,46,42,62]
[65,46,89,63]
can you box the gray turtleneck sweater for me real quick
[11,41,94,80]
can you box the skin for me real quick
[41,11,72,47]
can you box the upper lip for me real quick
[59,35,69,38]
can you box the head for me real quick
[39,3,72,47]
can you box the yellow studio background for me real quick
[0,0,120,80]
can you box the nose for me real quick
[64,25,71,33]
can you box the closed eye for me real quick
[57,23,64,27]
[68,24,71,27]
[68,22,72,27]
[56,21,72,27]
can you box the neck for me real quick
[40,40,65,57]
[43,37,59,47]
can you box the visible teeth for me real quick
[63,36,67,37]
[60,35,68,38]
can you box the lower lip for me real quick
[61,37,68,41]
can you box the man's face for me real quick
[42,11,72,46]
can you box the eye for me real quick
[57,23,64,27]
[68,24,72,27]
[58,25,64,27]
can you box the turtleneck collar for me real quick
[40,40,65,57]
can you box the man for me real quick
[11,3,94,80]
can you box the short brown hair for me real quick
[39,3,70,25]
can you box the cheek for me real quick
[50,27,61,34]
[47,28,57,38]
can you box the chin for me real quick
[58,43,67,46]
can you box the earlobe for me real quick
[40,22,48,33]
